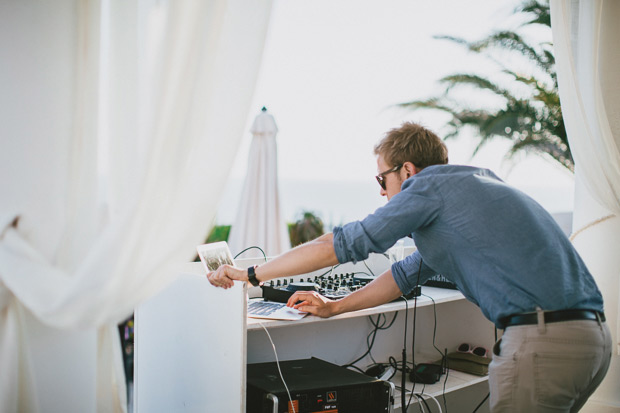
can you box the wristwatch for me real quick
[247,265,260,287]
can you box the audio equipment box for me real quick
[261,273,375,303]
[246,357,394,413]
[423,274,457,290]
[261,273,420,304]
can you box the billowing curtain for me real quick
[550,0,620,338]
[0,0,273,411]
[550,0,620,408]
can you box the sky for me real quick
[217,0,575,225]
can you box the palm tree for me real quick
[399,0,573,172]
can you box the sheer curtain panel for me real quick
[0,0,273,411]
[550,0,620,409]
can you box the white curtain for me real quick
[550,0,620,335]
[0,0,273,411]
[550,0,620,408]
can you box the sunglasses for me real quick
[375,164,403,190]
[457,343,488,358]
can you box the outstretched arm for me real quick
[207,233,338,289]
[286,268,403,318]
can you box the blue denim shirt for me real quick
[333,165,604,328]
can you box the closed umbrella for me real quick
[227,107,291,258]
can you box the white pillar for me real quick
[572,172,620,412]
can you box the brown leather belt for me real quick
[502,309,605,328]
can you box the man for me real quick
[208,122,611,412]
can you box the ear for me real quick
[402,161,417,178]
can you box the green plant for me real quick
[193,225,231,261]
[288,211,325,247]
[206,225,231,243]
[399,0,572,172]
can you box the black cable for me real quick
[412,384,427,413]
[315,264,341,279]
[344,364,366,374]
[414,394,432,413]
[351,270,375,278]
[234,246,267,261]
[367,312,399,364]
[400,296,409,412]
[405,259,423,412]
[389,359,413,373]
[371,312,399,330]
[442,352,449,413]
[419,292,450,412]
[341,312,399,369]
[472,392,489,413]
[421,294,447,361]
[362,260,376,276]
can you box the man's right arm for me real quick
[286,268,403,318]
[207,232,339,289]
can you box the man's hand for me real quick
[206,264,247,289]
[286,291,339,318]
[286,269,403,318]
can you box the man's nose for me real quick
[380,188,387,197]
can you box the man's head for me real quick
[374,122,448,199]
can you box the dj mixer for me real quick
[261,273,376,303]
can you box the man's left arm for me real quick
[335,179,442,264]
[391,250,438,295]
[286,268,403,318]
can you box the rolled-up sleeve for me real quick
[332,176,442,265]
[333,220,388,264]
[391,251,438,295]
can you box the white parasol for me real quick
[227,107,291,258]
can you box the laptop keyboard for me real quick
[248,301,286,317]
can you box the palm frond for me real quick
[436,30,554,76]
[501,69,556,102]
[517,0,551,28]
[471,109,523,155]
[396,98,457,115]
[432,35,468,46]
[439,74,515,101]
[398,0,572,172]
[469,31,553,73]
[509,134,573,171]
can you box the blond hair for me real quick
[374,122,448,170]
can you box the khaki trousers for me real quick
[489,318,612,412]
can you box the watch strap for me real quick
[247,265,260,287]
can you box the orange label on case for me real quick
[287,400,299,413]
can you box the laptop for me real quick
[196,241,307,321]
[247,298,307,321]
